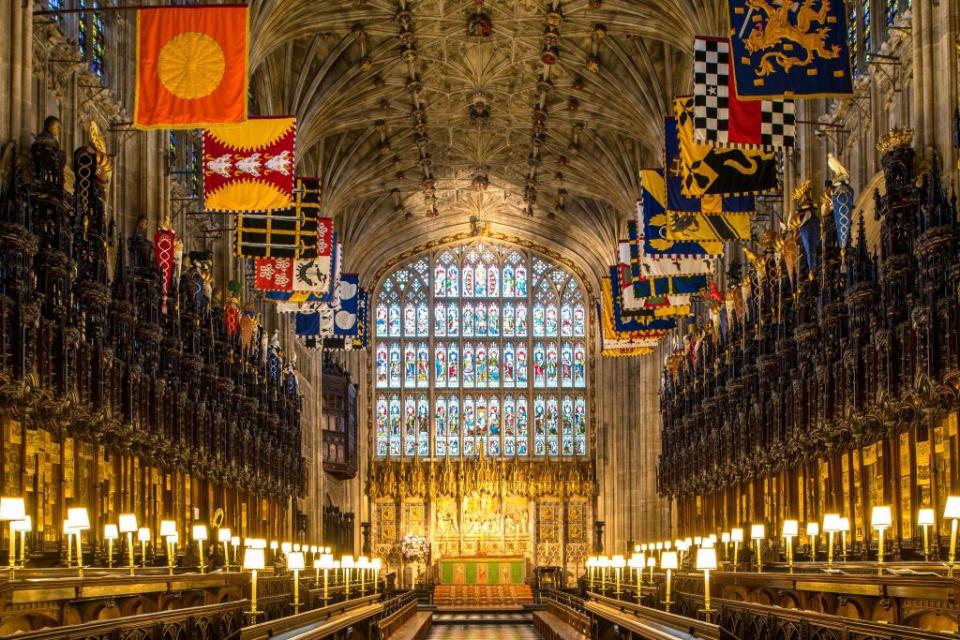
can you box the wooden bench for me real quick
[533,601,589,640]
[377,598,432,640]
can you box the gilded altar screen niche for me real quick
[371,241,593,585]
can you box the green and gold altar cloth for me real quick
[437,557,525,584]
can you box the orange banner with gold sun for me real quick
[134,5,249,130]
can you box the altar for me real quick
[437,556,525,585]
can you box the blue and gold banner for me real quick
[639,169,725,262]
[728,0,853,99]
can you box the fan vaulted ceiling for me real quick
[248,0,728,284]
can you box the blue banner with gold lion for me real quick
[728,0,853,99]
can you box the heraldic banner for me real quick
[727,0,853,99]
[135,5,249,129]
[204,117,295,212]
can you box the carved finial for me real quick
[876,128,914,155]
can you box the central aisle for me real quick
[427,623,542,640]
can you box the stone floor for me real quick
[427,623,541,639]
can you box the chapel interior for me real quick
[1,0,959,639]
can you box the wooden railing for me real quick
[674,591,957,640]
[8,600,248,640]
[585,592,721,640]
[375,592,420,639]
[240,594,385,640]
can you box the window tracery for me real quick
[374,242,587,459]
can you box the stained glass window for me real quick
[79,0,105,80]
[375,242,588,459]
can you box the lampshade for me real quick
[137,527,151,542]
[63,519,75,534]
[721,532,730,543]
[248,538,267,549]
[750,524,766,540]
[319,553,335,568]
[310,545,318,554]
[218,528,232,543]
[646,556,656,568]
[372,559,382,570]
[806,522,819,536]
[331,560,341,569]
[118,513,138,533]
[944,496,960,519]
[325,547,331,553]
[358,555,369,566]
[872,505,893,528]
[67,507,90,530]
[287,551,305,570]
[597,556,610,568]
[696,547,718,570]
[231,536,241,546]
[655,542,663,550]
[611,554,626,568]
[270,540,278,550]
[701,538,715,549]
[243,547,265,570]
[281,542,292,554]
[731,528,744,543]
[192,524,208,541]
[294,544,302,552]
[693,537,701,545]
[0,497,25,521]
[640,544,647,552]
[708,534,718,544]
[168,532,179,544]
[341,555,355,568]
[838,517,850,532]
[159,520,177,538]
[11,516,31,533]
[664,541,672,550]
[627,553,644,569]
[823,513,842,532]
[782,519,799,537]
[313,558,322,569]
[918,508,935,527]
[104,524,119,540]
[684,537,693,546]
[661,551,679,570]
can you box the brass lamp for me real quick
[103,524,118,568]
[160,520,177,574]
[646,555,656,584]
[611,554,625,596]
[661,550,678,612]
[118,514,138,575]
[730,528,743,572]
[782,520,798,572]
[917,508,935,561]
[838,517,850,561]
[0,496,25,577]
[341,555,355,596]
[270,540,279,564]
[872,505,892,574]
[318,553,334,606]
[11,517,31,568]
[721,532,730,562]
[288,551,305,613]
[63,520,75,569]
[597,555,610,591]
[281,541,292,556]
[696,546,717,622]
[67,508,90,577]
[822,513,841,566]
[944,496,960,575]
[243,547,265,620]
[193,524,208,574]
[627,553,643,603]
[358,556,370,596]
[137,527,151,568]
[372,558,382,594]
[806,522,819,561]
[586,555,597,591]
[218,528,232,571]
[750,524,765,573]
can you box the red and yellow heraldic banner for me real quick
[135,5,249,129]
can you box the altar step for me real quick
[433,612,533,625]
[434,584,534,608]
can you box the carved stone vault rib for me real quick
[248,0,727,284]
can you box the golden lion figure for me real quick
[743,0,843,77]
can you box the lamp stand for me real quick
[732,541,739,572]
[827,531,835,566]
[663,568,673,612]
[634,567,641,604]
[107,538,114,569]
[614,567,621,596]
[126,532,135,576]
[76,532,84,577]
[140,539,147,568]
[922,524,930,561]
[323,568,330,606]
[876,526,886,575]
[250,569,259,617]
[786,536,793,573]
[949,519,958,576]
[198,540,206,574]
[293,569,300,614]
[755,539,762,573]
[700,569,714,623]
